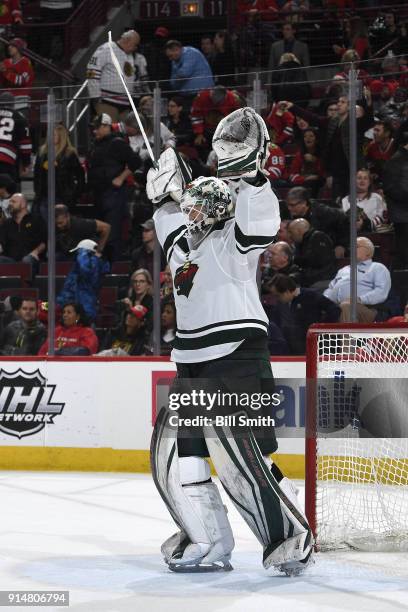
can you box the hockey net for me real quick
[305,324,408,552]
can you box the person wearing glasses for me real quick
[121,268,153,331]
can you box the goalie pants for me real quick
[173,336,278,458]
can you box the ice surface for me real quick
[0,472,407,612]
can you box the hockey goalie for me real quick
[147,107,314,576]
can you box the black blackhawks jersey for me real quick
[153,179,281,363]
[0,108,31,168]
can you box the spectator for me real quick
[0,38,34,114]
[324,237,391,323]
[100,304,150,356]
[131,219,166,278]
[190,86,243,151]
[0,298,46,356]
[0,92,31,183]
[34,124,85,220]
[38,303,98,356]
[87,113,140,260]
[0,193,46,273]
[342,169,387,233]
[0,174,16,220]
[268,274,341,355]
[365,120,396,185]
[333,49,372,87]
[56,239,110,322]
[160,263,173,299]
[212,30,236,87]
[287,127,325,196]
[371,11,406,56]
[40,0,75,61]
[288,218,337,288]
[55,204,110,260]
[277,219,294,244]
[158,296,176,356]
[143,26,171,85]
[285,91,373,201]
[165,40,214,103]
[115,109,175,160]
[266,102,295,145]
[383,130,408,267]
[264,139,286,184]
[286,186,349,257]
[121,267,154,330]
[200,35,216,66]
[163,96,194,146]
[262,241,301,288]
[87,30,149,121]
[270,53,310,106]
[387,302,408,325]
[0,0,22,27]
[268,22,310,75]
[333,16,370,60]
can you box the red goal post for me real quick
[305,323,408,552]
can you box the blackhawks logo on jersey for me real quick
[174,261,198,298]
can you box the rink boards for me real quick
[0,356,306,476]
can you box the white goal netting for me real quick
[308,329,408,552]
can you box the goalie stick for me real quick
[107,31,156,166]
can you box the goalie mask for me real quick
[180,176,233,236]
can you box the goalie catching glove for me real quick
[146,148,192,204]
[212,107,270,179]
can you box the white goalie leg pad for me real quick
[151,408,234,570]
[167,456,234,566]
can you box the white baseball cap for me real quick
[69,239,98,253]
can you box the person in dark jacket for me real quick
[284,91,373,200]
[285,186,349,257]
[34,124,85,219]
[268,274,341,355]
[100,304,150,356]
[288,218,337,289]
[87,113,141,260]
[0,193,46,273]
[262,241,301,292]
[0,298,46,355]
[383,131,408,267]
[271,53,310,107]
[164,96,194,146]
[212,30,236,87]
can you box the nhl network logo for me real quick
[0,369,65,439]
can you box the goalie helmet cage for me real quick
[305,323,408,552]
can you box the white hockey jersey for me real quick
[153,179,280,363]
[87,42,149,107]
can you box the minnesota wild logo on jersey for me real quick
[174,261,199,298]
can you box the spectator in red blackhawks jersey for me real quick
[264,139,286,186]
[366,120,396,185]
[266,102,294,146]
[0,0,22,26]
[287,127,325,197]
[0,193,46,273]
[190,86,243,151]
[38,302,98,356]
[0,38,34,113]
[0,92,31,183]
